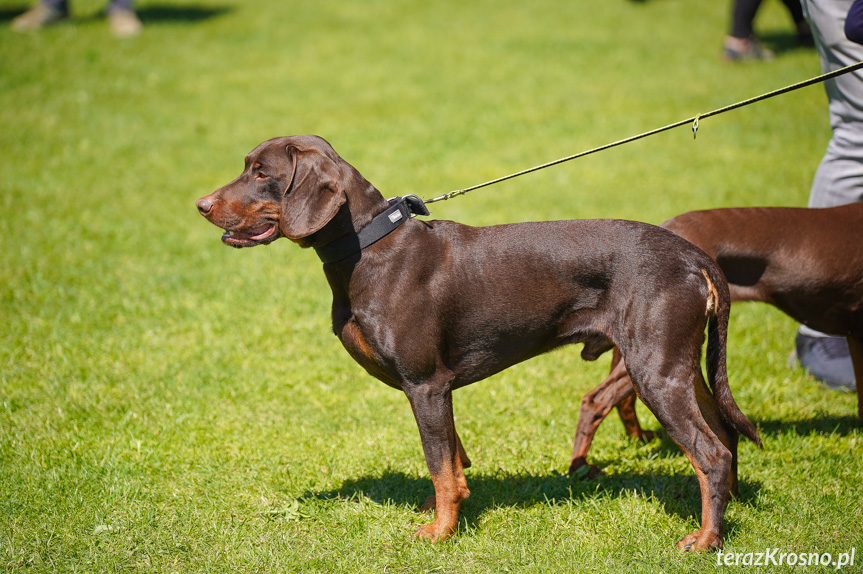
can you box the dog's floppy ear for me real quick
[280,145,347,240]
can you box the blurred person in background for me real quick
[724,0,812,61]
[11,0,141,38]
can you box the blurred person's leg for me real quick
[725,0,775,61]
[11,0,69,32]
[106,0,141,37]
[797,0,863,391]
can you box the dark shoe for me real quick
[795,332,857,392]
[11,4,68,32]
[108,8,141,38]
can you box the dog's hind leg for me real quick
[628,359,734,551]
[569,349,635,478]
[404,374,470,542]
[612,358,661,444]
[691,366,740,499]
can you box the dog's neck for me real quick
[346,181,392,233]
[294,172,390,250]
[313,197,418,264]
[315,184,390,331]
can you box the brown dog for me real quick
[570,204,863,479]
[196,135,762,550]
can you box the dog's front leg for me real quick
[404,377,470,542]
[418,430,472,512]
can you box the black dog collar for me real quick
[314,195,430,264]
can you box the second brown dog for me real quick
[570,203,863,479]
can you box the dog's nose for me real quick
[196,197,214,216]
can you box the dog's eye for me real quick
[255,173,269,180]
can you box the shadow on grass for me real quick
[625,410,859,454]
[760,31,815,57]
[755,413,861,437]
[0,4,231,24]
[302,466,761,540]
[297,413,848,537]
[0,6,28,22]
[137,4,232,24]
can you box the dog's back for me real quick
[347,217,736,395]
[662,204,863,338]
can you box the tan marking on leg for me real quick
[415,453,470,542]
[692,367,739,498]
[420,432,470,512]
[670,371,727,551]
[675,461,721,551]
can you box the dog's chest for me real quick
[337,316,402,389]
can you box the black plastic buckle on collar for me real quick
[314,195,430,264]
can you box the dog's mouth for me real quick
[221,223,279,248]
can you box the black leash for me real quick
[316,61,863,263]
[424,60,863,204]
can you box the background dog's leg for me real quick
[846,336,863,418]
[569,350,634,478]
[630,363,732,551]
[615,394,644,439]
[404,378,470,542]
[616,394,662,442]
[456,430,472,469]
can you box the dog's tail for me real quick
[702,269,763,448]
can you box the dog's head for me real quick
[196,135,353,248]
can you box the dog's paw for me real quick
[414,521,455,543]
[676,530,723,552]
[568,457,603,480]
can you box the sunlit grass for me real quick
[1,0,860,571]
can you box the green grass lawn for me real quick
[1,0,861,571]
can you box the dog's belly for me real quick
[338,300,614,391]
[438,307,614,387]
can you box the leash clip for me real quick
[692,114,701,140]
[403,194,430,217]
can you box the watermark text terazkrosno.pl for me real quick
[717,548,856,569]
